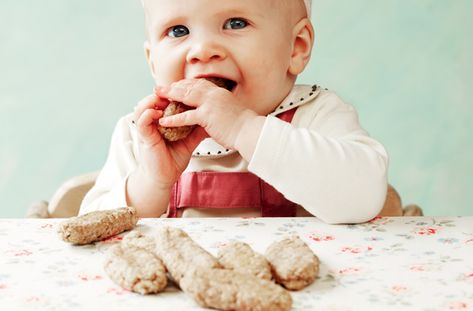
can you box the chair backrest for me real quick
[47,171,100,218]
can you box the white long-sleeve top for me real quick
[80,85,388,224]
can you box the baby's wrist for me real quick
[234,113,265,161]
[126,168,172,218]
[133,166,174,193]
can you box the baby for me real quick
[79,0,389,224]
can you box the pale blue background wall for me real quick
[1,0,471,217]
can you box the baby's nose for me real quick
[186,41,226,64]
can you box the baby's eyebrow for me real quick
[217,8,264,19]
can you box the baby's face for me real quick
[143,0,309,115]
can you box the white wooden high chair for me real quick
[26,172,423,218]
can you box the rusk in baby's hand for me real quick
[156,77,236,142]
[157,101,194,141]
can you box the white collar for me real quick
[192,84,322,158]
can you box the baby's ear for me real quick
[143,41,157,79]
[288,18,314,76]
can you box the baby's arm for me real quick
[79,115,138,215]
[79,114,177,217]
[80,92,207,217]
[248,91,388,224]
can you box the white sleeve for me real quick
[79,115,138,215]
[248,91,388,224]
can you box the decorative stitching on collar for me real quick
[192,139,236,158]
[269,84,321,117]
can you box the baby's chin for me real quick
[241,85,294,115]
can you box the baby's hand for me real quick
[132,93,207,188]
[156,79,259,151]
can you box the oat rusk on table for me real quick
[57,207,138,245]
[181,268,292,311]
[217,241,272,280]
[265,235,320,290]
[104,243,167,295]
[121,230,157,253]
[154,226,221,284]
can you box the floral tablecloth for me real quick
[0,217,472,310]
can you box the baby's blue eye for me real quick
[167,25,189,38]
[223,18,248,30]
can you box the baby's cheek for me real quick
[152,50,183,83]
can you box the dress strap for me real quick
[168,172,296,217]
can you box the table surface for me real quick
[0,217,472,311]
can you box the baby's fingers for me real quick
[159,109,200,128]
[155,79,219,108]
[136,108,164,145]
[133,94,168,123]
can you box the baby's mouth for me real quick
[204,77,237,92]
